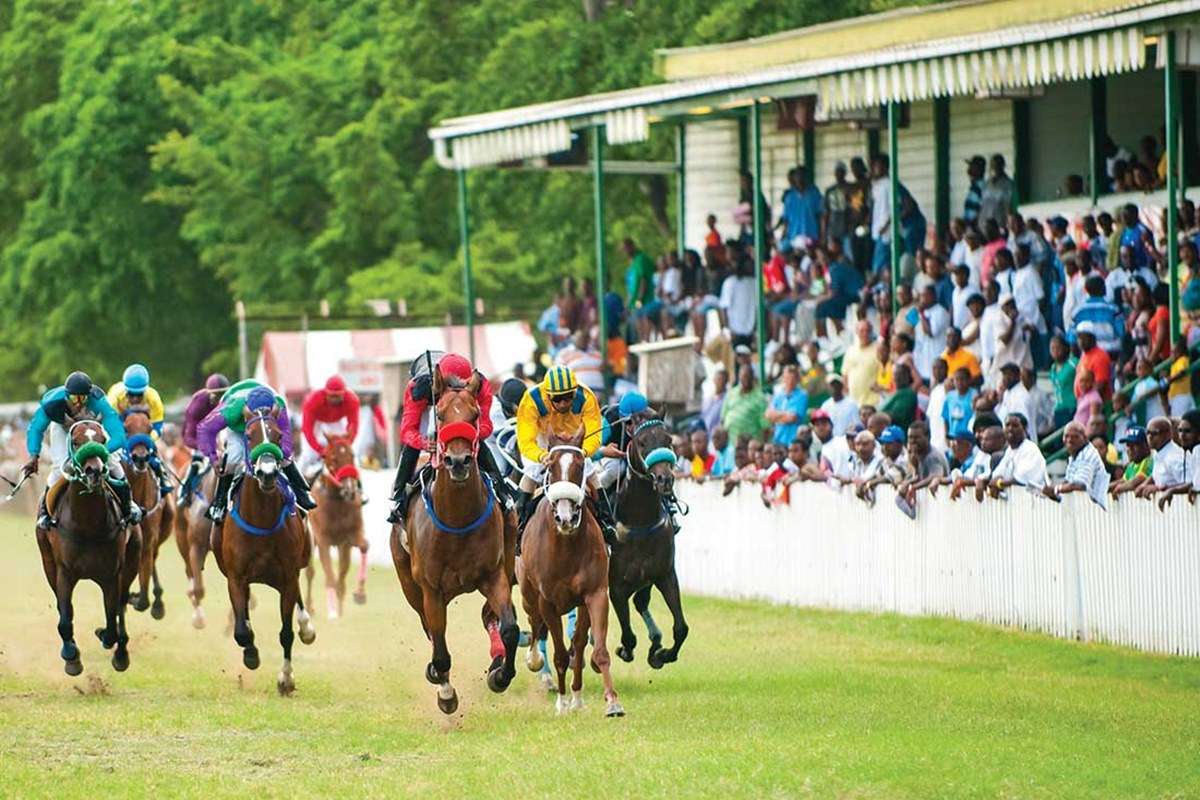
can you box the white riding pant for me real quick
[594,457,625,491]
[46,422,125,485]
[298,419,350,475]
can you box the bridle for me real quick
[625,419,675,483]
[246,409,283,491]
[67,420,109,493]
[544,444,586,533]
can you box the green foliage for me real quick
[0,0,935,399]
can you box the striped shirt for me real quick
[1064,442,1109,509]
[963,178,984,223]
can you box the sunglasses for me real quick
[68,394,88,405]
[549,394,574,405]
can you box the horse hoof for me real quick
[539,672,555,693]
[436,690,458,715]
[648,650,665,670]
[570,691,584,711]
[486,666,512,694]
[192,609,207,630]
[352,591,367,605]
[425,662,442,686]
[555,694,569,715]
[616,645,634,663]
[243,647,260,670]
[647,641,663,667]
[298,626,316,646]
[605,700,626,718]
[132,596,149,613]
[277,678,296,696]
[150,601,165,620]
[526,648,545,673]
[112,650,130,672]
[94,628,115,650]
[64,658,83,677]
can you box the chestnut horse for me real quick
[389,368,518,714]
[304,436,368,619]
[173,454,219,629]
[519,433,624,716]
[35,420,140,675]
[212,405,316,695]
[123,411,176,619]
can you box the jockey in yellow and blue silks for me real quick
[513,365,615,541]
[22,371,140,529]
[107,363,171,497]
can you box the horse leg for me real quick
[544,605,571,714]
[393,560,429,636]
[421,590,456,715]
[586,588,624,716]
[318,544,338,619]
[228,577,259,670]
[632,585,664,664]
[336,543,352,616]
[55,571,82,676]
[568,604,591,711]
[132,523,151,612]
[150,563,165,620]
[353,538,369,604]
[276,581,297,696]
[649,568,688,669]
[100,575,130,672]
[482,571,519,693]
[189,537,208,629]
[296,596,317,645]
[610,586,638,663]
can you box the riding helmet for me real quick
[245,386,276,411]
[123,363,150,393]
[618,391,649,417]
[542,365,577,396]
[324,375,346,394]
[64,371,93,396]
[438,354,473,381]
[498,378,527,417]
[205,373,230,390]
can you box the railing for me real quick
[675,481,1200,656]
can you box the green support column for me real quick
[456,168,476,363]
[1013,100,1031,209]
[888,101,901,316]
[1166,32,1181,343]
[591,125,609,366]
[933,97,950,239]
[1088,77,1107,206]
[802,126,815,177]
[750,101,767,385]
[676,124,687,260]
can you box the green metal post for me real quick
[1089,77,1107,206]
[888,101,901,317]
[933,97,950,239]
[591,125,609,366]
[1166,31,1181,343]
[456,168,476,363]
[750,101,767,386]
[676,124,687,260]
[802,126,815,177]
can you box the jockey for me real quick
[596,390,682,535]
[177,373,230,505]
[196,380,316,523]
[513,365,615,540]
[298,375,361,479]
[23,371,140,528]
[107,363,170,497]
[485,377,529,489]
[385,352,510,524]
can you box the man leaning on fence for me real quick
[1044,421,1109,508]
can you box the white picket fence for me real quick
[674,481,1200,656]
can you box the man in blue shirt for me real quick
[1068,274,1125,357]
[1117,203,1154,271]
[777,166,822,251]
[766,365,808,446]
[941,367,978,440]
[709,426,735,477]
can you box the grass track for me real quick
[1,514,1198,798]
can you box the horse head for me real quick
[545,431,587,536]
[322,436,360,503]
[629,417,675,497]
[243,404,283,493]
[123,410,155,474]
[433,368,482,484]
[69,419,109,493]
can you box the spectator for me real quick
[989,294,1032,387]
[980,222,1008,290]
[814,239,863,339]
[720,364,768,442]
[766,365,808,446]
[869,154,893,275]
[1156,410,1200,509]
[912,285,950,383]
[963,155,986,223]
[1118,203,1155,274]
[1011,244,1046,359]
[701,366,728,434]
[1129,357,1166,425]
[1047,335,1077,430]
[778,165,822,252]
[704,213,723,258]
[978,282,1003,375]
[850,430,886,500]
[927,357,950,451]
[1147,283,1172,364]
[985,413,1048,493]
[979,153,1014,227]
[738,171,772,253]
[1074,323,1113,402]
[843,320,882,408]
[687,427,715,480]
[710,426,734,478]
[782,440,827,487]
[950,264,975,330]
[945,430,982,476]
[943,367,977,440]
[962,292,987,361]
[721,442,757,495]
[898,420,949,503]
[1074,369,1103,428]
[1166,337,1195,416]
[808,412,832,462]
[1135,417,1186,499]
[820,421,857,482]
[914,253,953,311]
[1024,366,1054,440]
[1110,426,1154,499]
[557,276,582,335]
[1045,421,1110,508]
[719,255,758,349]
[881,363,919,430]
[822,161,850,249]
[950,425,1004,500]
[820,374,859,437]
[873,337,895,398]
[874,424,912,486]
[845,157,873,274]
[622,238,656,314]
[995,362,1037,433]
[948,217,969,269]
[941,326,982,386]
[1069,274,1125,357]
[555,330,604,392]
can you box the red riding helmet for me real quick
[324,375,347,394]
[438,354,473,382]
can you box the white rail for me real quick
[674,481,1200,656]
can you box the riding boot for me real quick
[36,488,54,530]
[282,460,317,511]
[112,480,142,526]
[514,489,535,555]
[149,456,171,497]
[178,456,200,506]
[386,445,420,524]
[206,472,234,523]
[592,493,618,546]
[476,446,511,509]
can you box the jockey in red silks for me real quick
[297,375,361,479]
[386,352,510,524]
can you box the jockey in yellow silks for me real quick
[107,363,171,497]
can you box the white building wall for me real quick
[760,105,802,224]
[948,96,1015,220]
[1028,80,1091,204]
[682,119,740,252]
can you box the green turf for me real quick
[1,513,1198,799]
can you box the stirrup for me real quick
[205,504,226,523]
[126,505,143,526]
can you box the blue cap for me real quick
[1119,426,1147,444]
[949,430,976,444]
[246,387,276,412]
[619,391,648,417]
[123,363,149,393]
[879,425,906,444]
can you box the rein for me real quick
[229,408,294,536]
[421,472,496,536]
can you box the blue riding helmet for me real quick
[123,363,150,393]
[246,387,276,411]
[618,391,648,417]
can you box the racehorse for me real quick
[35,420,140,675]
[519,433,624,716]
[173,453,218,629]
[608,417,688,669]
[212,404,316,695]
[305,436,368,619]
[389,368,518,714]
[123,411,176,619]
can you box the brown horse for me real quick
[212,405,316,695]
[305,436,368,619]
[173,454,219,629]
[122,411,177,619]
[35,420,140,675]
[519,434,624,716]
[389,368,518,714]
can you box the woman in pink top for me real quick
[1073,369,1103,427]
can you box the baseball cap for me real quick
[1119,426,1148,444]
[827,373,844,385]
[879,424,906,444]
[809,409,831,422]
[948,430,976,444]
[1076,320,1099,336]
[734,344,752,356]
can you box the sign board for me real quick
[337,358,385,394]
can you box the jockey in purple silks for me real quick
[177,373,230,506]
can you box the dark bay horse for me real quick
[212,405,316,695]
[609,418,688,669]
[305,436,368,619]
[123,411,176,619]
[519,434,623,716]
[35,420,140,675]
[173,454,218,629]
[389,368,518,714]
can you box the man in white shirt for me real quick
[819,424,856,482]
[994,362,1036,433]
[719,258,758,347]
[989,295,1031,387]
[1136,416,1187,499]
[1011,246,1046,336]
[820,374,860,437]
[926,357,949,452]
[849,430,886,497]
[912,285,950,383]
[983,412,1047,492]
[950,264,974,330]
[1046,421,1109,508]
[978,284,1003,376]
